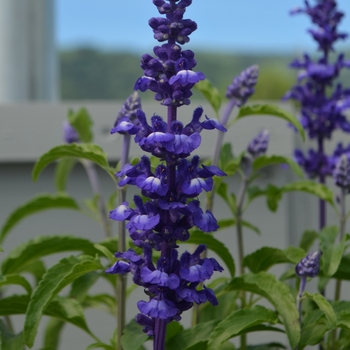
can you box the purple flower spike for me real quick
[333,153,350,189]
[247,129,269,158]
[63,121,79,144]
[226,65,259,106]
[295,251,322,278]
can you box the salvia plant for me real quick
[1,0,350,350]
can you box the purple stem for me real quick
[318,136,326,230]
[153,105,178,350]
[116,134,131,350]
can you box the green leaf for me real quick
[184,231,235,278]
[54,157,77,192]
[299,230,319,252]
[333,254,350,280]
[234,104,305,141]
[195,79,222,116]
[0,274,32,295]
[166,320,220,350]
[319,226,348,277]
[24,255,103,348]
[32,143,110,182]
[2,236,103,275]
[69,272,100,302]
[0,294,95,340]
[121,319,149,350]
[332,301,350,330]
[0,245,3,252]
[226,272,300,348]
[42,318,65,350]
[0,320,25,350]
[0,194,79,243]
[299,310,329,348]
[218,143,242,176]
[21,260,46,285]
[253,155,304,178]
[67,108,93,143]
[244,246,306,273]
[281,181,334,205]
[242,220,261,235]
[207,305,278,350]
[83,294,117,315]
[217,219,235,230]
[303,292,336,329]
[216,182,237,214]
[265,184,283,212]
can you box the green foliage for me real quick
[195,79,222,116]
[226,272,300,348]
[319,226,349,277]
[67,108,94,143]
[244,246,306,273]
[32,143,113,181]
[24,255,103,348]
[252,155,304,178]
[207,306,279,350]
[54,158,77,192]
[234,104,305,141]
[121,320,149,350]
[0,194,79,243]
[0,320,25,350]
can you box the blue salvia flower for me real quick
[62,121,79,144]
[226,65,259,107]
[295,251,322,278]
[333,153,350,190]
[107,1,226,348]
[285,0,350,179]
[247,129,269,158]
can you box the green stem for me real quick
[81,160,112,238]
[236,175,248,350]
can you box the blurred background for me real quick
[1,0,350,103]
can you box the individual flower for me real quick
[62,121,79,144]
[333,153,350,189]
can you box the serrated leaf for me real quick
[299,230,319,252]
[319,226,348,277]
[121,319,149,350]
[69,272,100,302]
[332,301,350,330]
[234,104,305,141]
[0,194,79,244]
[281,181,334,205]
[54,157,77,192]
[166,320,220,350]
[0,320,25,350]
[0,274,32,295]
[2,236,103,275]
[32,143,110,182]
[21,260,46,285]
[67,108,93,143]
[303,292,336,328]
[24,255,103,348]
[207,306,278,350]
[253,155,303,178]
[216,182,236,214]
[184,231,235,278]
[244,246,306,273]
[195,79,221,115]
[226,272,300,348]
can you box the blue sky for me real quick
[56,0,350,54]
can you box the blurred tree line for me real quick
[59,47,348,101]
